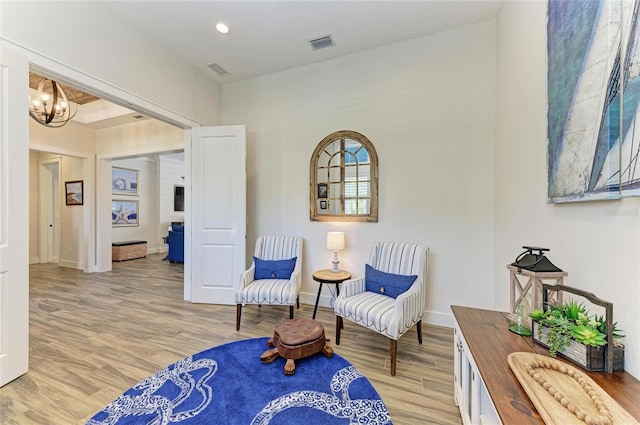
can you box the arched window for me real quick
[310,130,378,222]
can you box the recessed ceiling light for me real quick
[216,22,229,34]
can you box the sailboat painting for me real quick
[614,0,640,196]
[547,0,640,203]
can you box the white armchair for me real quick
[334,241,428,376]
[235,236,303,330]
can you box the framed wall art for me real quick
[65,180,83,206]
[112,166,139,196]
[317,183,328,199]
[112,200,139,227]
[547,0,640,202]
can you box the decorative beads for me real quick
[523,358,613,425]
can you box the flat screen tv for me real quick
[174,185,184,212]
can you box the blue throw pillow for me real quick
[254,257,297,279]
[365,264,418,298]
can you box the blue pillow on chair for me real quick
[365,264,418,298]
[254,257,297,279]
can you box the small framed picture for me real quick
[317,183,328,198]
[65,180,83,206]
[112,166,139,195]
[112,200,139,227]
[320,200,327,210]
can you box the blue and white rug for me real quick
[87,337,391,424]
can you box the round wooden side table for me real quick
[312,269,351,319]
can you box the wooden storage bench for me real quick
[112,240,147,261]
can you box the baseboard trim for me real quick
[29,257,40,265]
[59,260,83,270]
[424,310,454,328]
[299,289,340,311]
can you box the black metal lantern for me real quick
[508,246,567,316]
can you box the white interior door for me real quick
[189,125,246,304]
[0,42,30,386]
[38,159,61,264]
[51,163,60,262]
[38,161,53,263]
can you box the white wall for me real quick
[59,155,86,269]
[29,121,97,156]
[496,1,640,378]
[221,20,497,326]
[96,119,185,157]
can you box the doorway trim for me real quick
[14,39,201,273]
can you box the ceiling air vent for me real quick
[208,63,230,76]
[309,34,335,51]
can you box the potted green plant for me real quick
[529,300,624,371]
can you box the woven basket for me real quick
[112,242,147,261]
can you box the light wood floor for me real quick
[0,254,461,425]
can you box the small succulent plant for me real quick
[571,325,607,346]
[594,314,625,339]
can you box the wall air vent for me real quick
[309,34,335,51]
[208,63,230,76]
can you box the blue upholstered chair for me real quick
[334,241,428,376]
[235,236,303,330]
[167,224,184,263]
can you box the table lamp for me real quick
[326,231,345,273]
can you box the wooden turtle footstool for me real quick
[260,317,334,375]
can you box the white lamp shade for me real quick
[326,232,345,251]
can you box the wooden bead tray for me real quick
[508,352,638,425]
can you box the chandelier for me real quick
[28,77,78,128]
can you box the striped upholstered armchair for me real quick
[235,236,303,331]
[334,241,428,376]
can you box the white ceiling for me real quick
[102,0,503,84]
[62,0,502,129]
